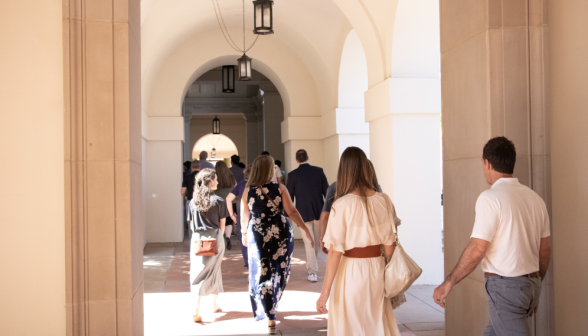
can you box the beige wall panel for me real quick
[550,0,588,334]
[441,32,489,161]
[439,0,486,53]
[132,282,145,336]
[442,158,488,284]
[86,21,115,161]
[88,300,117,335]
[446,277,488,335]
[0,1,66,334]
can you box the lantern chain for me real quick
[212,0,260,54]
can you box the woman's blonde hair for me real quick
[193,168,216,212]
[215,161,236,189]
[333,147,380,225]
[247,155,274,188]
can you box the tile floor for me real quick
[144,235,445,336]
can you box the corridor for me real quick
[143,236,445,336]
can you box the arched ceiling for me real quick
[141,0,354,112]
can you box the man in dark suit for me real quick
[286,149,329,282]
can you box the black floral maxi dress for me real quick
[246,182,294,321]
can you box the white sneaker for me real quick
[308,273,318,282]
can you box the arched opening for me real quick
[192,133,239,164]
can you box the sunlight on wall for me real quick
[193,133,239,161]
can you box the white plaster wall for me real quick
[392,114,443,284]
[143,137,148,247]
[146,141,184,243]
[190,116,247,162]
[0,1,65,334]
[338,30,368,108]
[323,135,340,184]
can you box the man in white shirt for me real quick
[433,136,551,336]
[198,151,214,170]
[261,151,283,184]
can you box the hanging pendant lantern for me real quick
[211,148,217,158]
[253,0,274,35]
[237,54,253,81]
[212,116,221,134]
[222,65,235,93]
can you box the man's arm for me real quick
[433,238,489,308]
[539,237,551,280]
[320,169,328,197]
[181,187,187,197]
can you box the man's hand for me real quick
[321,241,329,255]
[529,305,539,317]
[433,281,454,308]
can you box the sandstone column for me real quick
[0,1,66,334]
[549,0,588,334]
[63,0,144,334]
[440,0,552,334]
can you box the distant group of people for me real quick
[181,137,551,336]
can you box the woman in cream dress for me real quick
[316,147,401,336]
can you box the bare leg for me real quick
[212,294,220,311]
[225,225,233,238]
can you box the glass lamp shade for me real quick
[212,117,220,134]
[211,148,216,158]
[222,65,235,93]
[237,54,253,81]
[253,0,274,35]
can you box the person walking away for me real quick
[198,151,214,170]
[240,155,315,334]
[214,161,237,250]
[317,163,407,308]
[316,146,401,336]
[182,161,200,238]
[226,164,252,268]
[433,136,551,336]
[261,151,283,184]
[229,155,245,183]
[189,168,229,323]
[286,149,329,282]
[275,160,286,184]
[183,160,192,180]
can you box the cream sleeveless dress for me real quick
[322,193,401,336]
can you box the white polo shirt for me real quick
[471,178,550,277]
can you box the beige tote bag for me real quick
[383,197,422,298]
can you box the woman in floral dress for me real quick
[240,155,315,334]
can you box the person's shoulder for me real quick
[211,195,225,204]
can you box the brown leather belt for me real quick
[344,245,381,258]
[485,272,540,278]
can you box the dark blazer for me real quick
[286,163,329,222]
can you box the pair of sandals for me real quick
[193,308,277,335]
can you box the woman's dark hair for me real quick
[482,136,517,174]
[231,155,240,165]
[215,161,236,189]
[275,160,282,168]
[261,151,270,156]
[237,162,246,169]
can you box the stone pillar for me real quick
[1,1,66,334]
[256,110,264,154]
[440,0,552,334]
[184,115,191,160]
[262,91,285,164]
[63,0,144,335]
[321,108,370,182]
[365,78,443,285]
[245,113,259,164]
[550,0,588,334]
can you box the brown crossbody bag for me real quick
[191,200,219,257]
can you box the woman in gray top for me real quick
[189,168,229,322]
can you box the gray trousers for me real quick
[483,275,542,336]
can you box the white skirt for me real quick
[328,256,401,336]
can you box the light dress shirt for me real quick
[471,178,550,277]
[270,165,282,183]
